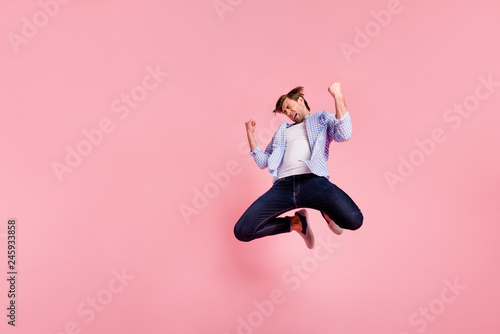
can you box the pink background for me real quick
[1,0,499,333]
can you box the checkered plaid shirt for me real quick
[250,110,353,184]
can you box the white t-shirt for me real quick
[277,122,312,179]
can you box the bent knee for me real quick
[338,211,363,231]
[349,211,364,230]
[234,224,254,242]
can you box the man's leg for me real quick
[234,179,314,247]
[234,180,295,242]
[299,176,363,231]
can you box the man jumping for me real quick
[234,83,363,249]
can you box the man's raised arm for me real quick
[327,82,353,142]
[245,119,258,152]
[328,82,348,119]
[246,119,272,169]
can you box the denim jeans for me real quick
[234,173,363,242]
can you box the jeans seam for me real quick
[294,180,301,207]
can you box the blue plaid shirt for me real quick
[250,110,353,184]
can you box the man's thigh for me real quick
[235,181,296,232]
[298,176,363,229]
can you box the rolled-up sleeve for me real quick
[250,140,273,169]
[329,111,352,142]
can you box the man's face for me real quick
[280,97,309,123]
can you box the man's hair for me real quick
[273,86,310,113]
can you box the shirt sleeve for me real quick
[328,111,353,142]
[250,139,274,169]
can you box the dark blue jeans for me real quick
[234,173,363,242]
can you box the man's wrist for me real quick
[333,93,344,101]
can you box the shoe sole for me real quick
[328,220,344,235]
[296,209,315,249]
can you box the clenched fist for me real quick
[328,82,343,98]
[245,119,256,134]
